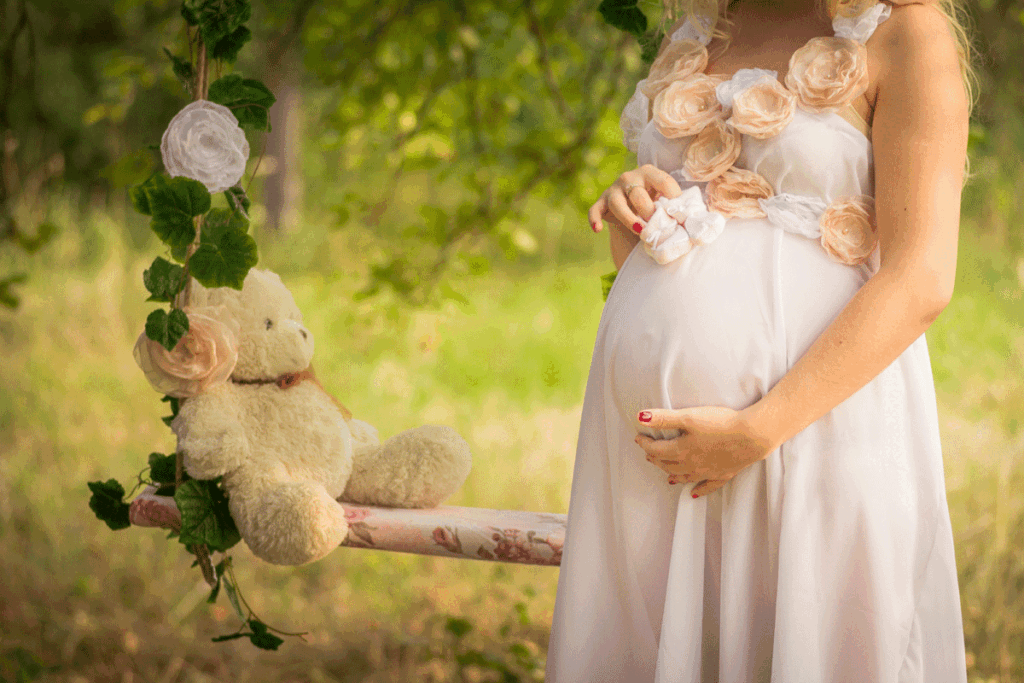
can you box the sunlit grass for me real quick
[1,199,1022,681]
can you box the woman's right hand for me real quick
[588,164,684,234]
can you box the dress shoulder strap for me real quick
[832,1,892,44]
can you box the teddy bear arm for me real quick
[173,388,251,479]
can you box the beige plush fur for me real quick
[172,269,472,566]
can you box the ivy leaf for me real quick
[143,257,186,303]
[248,620,284,651]
[598,0,647,38]
[224,185,251,219]
[145,308,190,352]
[639,31,664,65]
[87,479,132,530]
[210,25,252,64]
[130,173,168,216]
[174,479,242,553]
[183,0,252,49]
[147,452,179,484]
[161,395,181,427]
[190,208,258,290]
[207,74,276,132]
[146,177,210,249]
[163,47,194,94]
[600,270,618,301]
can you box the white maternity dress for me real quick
[546,4,968,682]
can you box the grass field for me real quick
[1,198,1022,682]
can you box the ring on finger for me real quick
[623,182,643,194]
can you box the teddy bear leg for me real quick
[236,481,349,566]
[342,424,471,509]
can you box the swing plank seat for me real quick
[129,486,565,566]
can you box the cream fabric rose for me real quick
[134,306,240,398]
[621,80,651,154]
[653,74,726,139]
[819,195,878,265]
[725,75,797,139]
[784,37,868,114]
[641,39,709,100]
[681,118,742,182]
[706,168,775,218]
[161,100,250,194]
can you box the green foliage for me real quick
[145,308,190,352]
[190,208,259,289]
[147,452,181,485]
[87,479,132,531]
[598,0,647,37]
[143,257,186,303]
[163,47,194,94]
[161,395,181,428]
[224,185,251,218]
[174,479,242,553]
[601,270,617,301]
[207,74,276,131]
[210,25,253,64]
[183,0,253,52]
[0,274,28,309]
[211,619,284,650]
[146,177,211,250]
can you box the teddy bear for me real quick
[169,269,472,566]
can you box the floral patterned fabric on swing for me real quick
[547,1,968,681]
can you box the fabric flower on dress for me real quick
[832,0,878,19]
[620,80,651,154]
[669,12,715,46]
[641,39,710,100]
[833,1,891,42]
[718,70,797,139]
[161,100,250,194]
[784,37,869,114]
[759,193,829,239]
[133,306,240,398]
[680,117,742,182]
[706,168,775,218]
[653,74,727,139]
[819,195,878,265]
[638,187,726,264]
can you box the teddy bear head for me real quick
[191,269,315,381]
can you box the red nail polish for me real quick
[638,411,652,423]
[592,221,600,232]
[692,493,699,499]
[632,222,644,235]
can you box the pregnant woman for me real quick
[546,0,973,680]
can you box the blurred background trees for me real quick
[2,0,1024,680]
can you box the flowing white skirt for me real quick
[546,219,967,683]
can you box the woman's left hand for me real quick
[634,406,779,498]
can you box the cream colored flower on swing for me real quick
[134,306,240,398]
[161,100,250,194]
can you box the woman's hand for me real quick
[634,406,780,498]
[588,164,683,234]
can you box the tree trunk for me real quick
[263,49,303,233]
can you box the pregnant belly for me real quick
[600,219,868,430]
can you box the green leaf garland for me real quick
[174,479,242,553]
[207,74,276,132]
[145,308,190,352]
[143,257,186,303]
[147,176,211,249]
[189,208,259,289]
[87,479,132,530]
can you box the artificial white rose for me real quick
[160,100,250,194]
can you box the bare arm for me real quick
[747,4,968,449]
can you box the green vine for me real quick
[86,0,300,651]
[598,0,664,64]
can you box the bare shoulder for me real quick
[872,2,962,79]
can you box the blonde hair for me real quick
[658,0,980,184]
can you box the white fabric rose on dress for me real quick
[719,70,797,139]
[161,100,250,194]
[641,39,710,100]
[833,1,891,42]
[681,117,742,182]
[621,80,651,154]
[653,74,727,139]
[133,306,240,398]
[819,195,878,265]
[759,193,829,238]
[706,168,775,218]
[638,186,726,264]
[784,37,869,114]
[670,12,715,46]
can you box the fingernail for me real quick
[669,479,678,485]
[638,411,652,423]
[692,493,699,499]
[632,222,644,235]
[591,221,600,232]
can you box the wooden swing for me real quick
[129,487,566,567]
